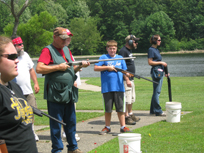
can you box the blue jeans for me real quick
[47,101,78,153]
[150,74,164,115]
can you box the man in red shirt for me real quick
[36,27,90,153]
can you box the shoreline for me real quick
[32,50,204,60]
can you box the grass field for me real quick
[33,76,204,153]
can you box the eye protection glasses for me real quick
[1,53,18,60]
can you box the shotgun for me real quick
[31,106,66,126]
[114,67,159,84]
[62,57,136,66]
[164,66,172,101]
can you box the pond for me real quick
[33,53,204,78]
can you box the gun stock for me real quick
[115,67,159,84]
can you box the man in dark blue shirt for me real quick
[118,35,141,125]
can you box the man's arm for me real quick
[36,62,69,74]
[74,61,90,73]
[123,73,132,87]
[30,68,40,94]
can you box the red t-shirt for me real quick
[38,46,75,64]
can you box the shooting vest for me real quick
[44,44,78,103]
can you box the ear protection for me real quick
[151,35,157,44]
[128,35,134,46]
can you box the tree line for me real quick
[0,0,204,56]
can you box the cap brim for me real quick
[68,33,73,36]
[134,38,140,41]
[59,35,70,39]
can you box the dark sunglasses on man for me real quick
[1,53,18,60]
[16,43,23,46]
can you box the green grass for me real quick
[32,77,204,152]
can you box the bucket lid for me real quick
[118,133,141,137]
[166,102,182,109]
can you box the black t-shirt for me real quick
[0,81,38,153]
[118,46,136,80]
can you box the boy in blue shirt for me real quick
[94,40,132,135]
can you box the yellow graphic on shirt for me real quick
[10,96,33,125]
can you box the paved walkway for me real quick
[35,80,190,153]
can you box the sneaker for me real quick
[34,133,39,141]
[125,116,136,125]
[99,127,111,135]
[75,134,80,142]
[62,131,66,141]
[156,112,166,116]
[130,114,140,122]
[68,149,83,153]
[120,127,132,133]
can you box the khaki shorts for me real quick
[123,80,136,104]
[24,93,37,108]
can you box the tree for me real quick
[0,3,14,34]
[4,11,57,56]
[136,11,175,52]
[65,0,91,25]
[0,0,33,37]
[191,15,204,39]
[29,0,68,28]
[69,17,102,55]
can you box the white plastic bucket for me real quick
[118,133,142,153]
[166,102,182,123]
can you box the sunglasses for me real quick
[16,43,23,46]
[1,53,18,60]
[157,40,161,41]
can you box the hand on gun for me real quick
[59,62,70,71]
[80,59,90,68]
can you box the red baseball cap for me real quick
[66,29,73,37]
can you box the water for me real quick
[33,53,204,78]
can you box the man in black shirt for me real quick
[118,35,141,125]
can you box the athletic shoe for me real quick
[99,127,111,135]
[62,131,66,141]
[68,149,83,153]
[34,133,39,141]
[75,134,80,142]
[125,116,136,125]
[62,132,80,142]
[130,114,140,122]
[120,127,132,133]
[156,112,166,116]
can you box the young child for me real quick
[94,40,132,135]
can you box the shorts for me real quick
[123,80,136,104]
[102,92,125,113]
[24,93,37,108]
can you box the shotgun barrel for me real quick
[66,57,136,66]
[115,67,159,84]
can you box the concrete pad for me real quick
[35,110,191,153]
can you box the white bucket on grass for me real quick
[118,133,142,153]
[166,102,182,123]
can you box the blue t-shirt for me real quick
[95,54,127,93]
[148,47,164,72]
[148,47,162,61]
